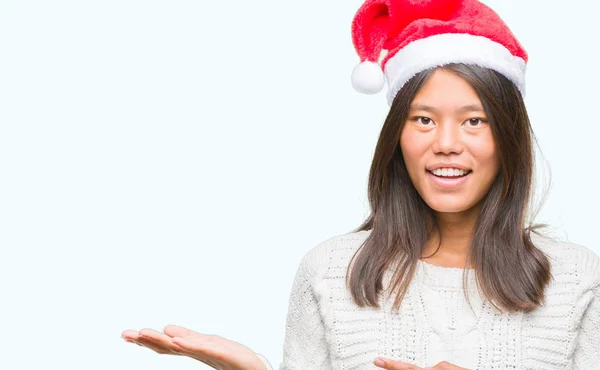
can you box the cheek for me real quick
[470,137,500,175]
[399,130,427,170]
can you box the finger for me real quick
[137,333,191,356]
[170,337,228,367]
[163,324,195,338]
[121,329,140,341]
[169,329,224,357]
[138,329,187,355]
[134,337,178,355]
[374,358,425,369]
[138,328,176,344]
[139,328,164,338]
[171,337,207,354]
[432,361,467,370]
[170,334,225,359]
[171,336,194,349]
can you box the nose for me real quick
[431,121,464,155]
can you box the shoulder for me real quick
[288,230,372,310]
[530,232,600,292]
[298,229,372,278]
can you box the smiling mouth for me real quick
[426,169,473,178]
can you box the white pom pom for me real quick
[351,61,385,94]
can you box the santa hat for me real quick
[350,0,527,105]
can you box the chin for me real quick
[425,198,476,213]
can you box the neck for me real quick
[422,202,481,265]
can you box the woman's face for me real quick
[400,68,500,214]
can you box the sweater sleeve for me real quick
[252,242,332,370]
[252,248,330,370]
[572,287,600,368]
[572,251,600,369]
[253,239,337,369]
[251,247,332,370]
[251,245,332,370]
[278,247,332,370]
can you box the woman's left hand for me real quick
[373,357,469,370]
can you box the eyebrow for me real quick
[409,103,485,114]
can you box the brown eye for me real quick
[466,118,487,126]
[417,117,432,125]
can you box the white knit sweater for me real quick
[255,230,600,370]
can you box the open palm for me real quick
[121,324,266,370]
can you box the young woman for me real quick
[121,1,600,369]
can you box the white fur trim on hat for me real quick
[384,33,527,105]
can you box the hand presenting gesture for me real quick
[374,357,469,370]
[121,324,267,370]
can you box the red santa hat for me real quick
[350,0,528,105]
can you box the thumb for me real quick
[163,324,195,338]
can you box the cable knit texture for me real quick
[255,230,600,370]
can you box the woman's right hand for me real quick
[121,324,267,370]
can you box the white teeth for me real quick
[431,168,468,177]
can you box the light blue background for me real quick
[0,0,598,368]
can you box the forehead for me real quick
[411,68,483,110]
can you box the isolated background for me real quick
[1,0,598,369]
